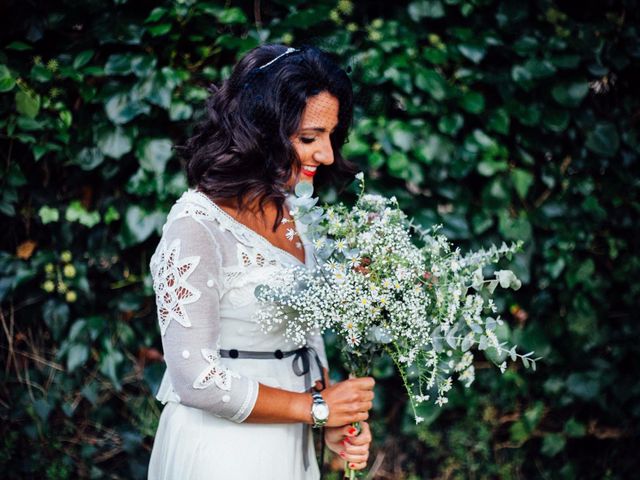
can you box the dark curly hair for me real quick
[176,43,359,231]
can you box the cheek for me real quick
[293,142,309,161]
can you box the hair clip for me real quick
[258,47,299,70]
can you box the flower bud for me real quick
[63,264,76,278]
[65,290,77,303]
[42,280,55,293]
[57,281,68,294]
[60,251,72,263]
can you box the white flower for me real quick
[313,237,326,249]
[355,171,364,181]
[335,239,347,253]
[415,416,424,424]
[499,361,507,374]
[435,396,448,407]
[285,228,296,241]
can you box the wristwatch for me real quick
[310,390,329,428]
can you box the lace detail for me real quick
[230,378,257,422]
[150,238,202,336]
[181,189,306,266]
[193,348,241,391]
[222,244,281,307]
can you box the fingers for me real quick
[338,420,372,468]
[346,421,372,446]
[351,376,375,390]
[347,460,368,471]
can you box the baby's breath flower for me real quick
[253,174,532,412]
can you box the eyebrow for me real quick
[300,125,338,133]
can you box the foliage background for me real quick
[1,0,638,478]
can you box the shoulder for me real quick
[150,190,227,273]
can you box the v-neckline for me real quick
[192,189,307,266]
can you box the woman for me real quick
[147,44,375,479]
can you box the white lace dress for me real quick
[147,188,326,480]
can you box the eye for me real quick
[300,137,316,144]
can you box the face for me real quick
[288,91,340,188]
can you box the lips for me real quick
[301,165,317,177]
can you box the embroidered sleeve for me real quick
[150,215,259,422]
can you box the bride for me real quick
[147,44,375,479]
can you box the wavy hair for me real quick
[176,43,358,231]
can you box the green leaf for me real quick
[477,159,508,176]
[458,43,485,64]
[387,152,409,177]
[487,109,510,134]
[105,54,135,75]
[541,434,566,457]
[408,0,445,21]
[67,344,89,372]
[6,41,32,51]
[543,108,570,132]
[38,206,59,224]
[147,23,172,36]
[65,200,101,228]
[144,6,167,23]
[389,121,415,151]
[459,91,484,113]
[137,138,173,173]
[104,92,150,124]
[73,50,94,69]
[73,147,105,171]
[564,418,587,437]
[97,126,133,159]
[218,7,248,23]
[15,90,41,119]
[511,168,534,199]
[169,101,193,121]
[295,181,314,198]
[437,113,464,135]
[104,205,121,225]
[415,68,448,101]
[42,299,69,342]
[123,206,165,245]
[498,210,532,242]
[0,65,16,92]
[585,121,619,157]
[551,80,589,107]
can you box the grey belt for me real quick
[219,345,326,473]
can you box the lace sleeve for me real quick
[150,215,259,423]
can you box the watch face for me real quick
[313,403,329,420]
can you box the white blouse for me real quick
[149,188,328,422]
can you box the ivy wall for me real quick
[1,0,638,478]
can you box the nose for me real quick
[313,137,334,166]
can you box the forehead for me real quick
[300,92,339,129]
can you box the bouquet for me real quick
[254,174,540,478]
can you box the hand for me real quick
[325,421,372,471]
[321,377,375,427]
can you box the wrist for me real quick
[294,391,314,424]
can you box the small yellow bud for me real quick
[44,263,55,274]
[57,281,68,294]
[371,18,383,29]
[43,280,55,293]
[63,264,76,278]
[347,22,358,32]
[61,251,72,263]
[65,290,77,303]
